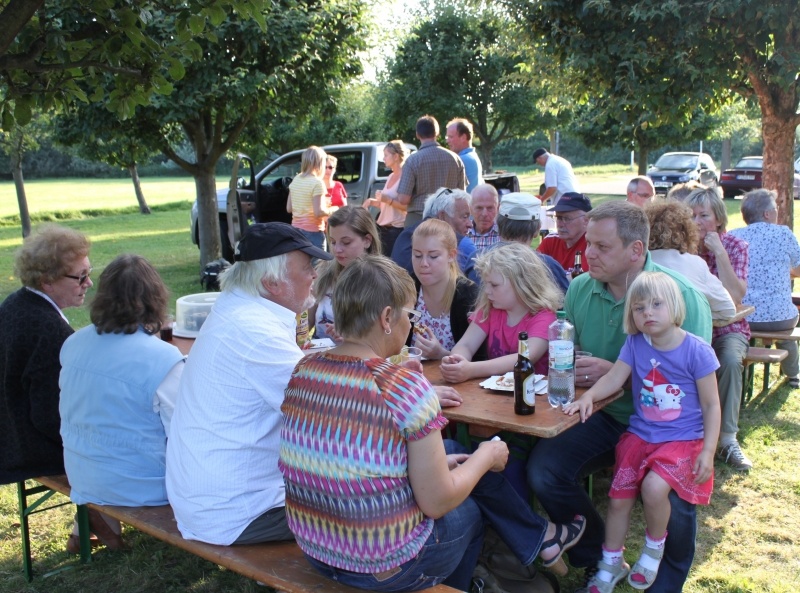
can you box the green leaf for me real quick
[188,15,206,35]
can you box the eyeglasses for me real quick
[403,307,422,324]
[325,165,335,170]
[555,214,585,224]
[64,268,93,285]
[636,192,654,199]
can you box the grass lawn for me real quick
[1,172,799,592]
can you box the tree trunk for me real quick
[196,171,222,266]
[637,148,649,175]
[549,130,558,155]
[477,143,493,174]
[10,143,31,238]
[761,112,796,228]
[720,138,732,172]
[128,163,151,214]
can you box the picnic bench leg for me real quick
[17,481,58,581]
[76,505,92,563]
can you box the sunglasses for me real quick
[64,268,93,285]
[403,307,422,324]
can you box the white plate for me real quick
[302,338,335,352]
[479,373,547,393]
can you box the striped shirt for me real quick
[279,353,447,573]
[289,175,327,232]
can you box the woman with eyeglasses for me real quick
[0,224,91,482]
[0,225,105,550]
[279,255,585,592]
[59,254,185,552]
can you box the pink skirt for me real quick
[609,432,713,505]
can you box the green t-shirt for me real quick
[564,252,712,425]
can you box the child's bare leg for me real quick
[605,497,636,549]
[629,471,671,589]
[592,497,635,587]
[641,471,671,538]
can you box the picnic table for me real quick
[423,360,623,439]
[713,303,755,328]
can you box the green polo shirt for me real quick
[564,252,712,425]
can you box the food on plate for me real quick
[495,374,514,388]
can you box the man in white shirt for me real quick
[166,223,331,545]
[533,147,580,207]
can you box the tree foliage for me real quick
[384,4,555,171]
[510,0,800,225]
[123,0,367,265]
[0,0,268,126]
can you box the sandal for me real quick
[587,559,630,593]
[540,515,586,575]
[627,545,664,589]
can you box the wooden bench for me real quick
[22,475,459,593]
[741,346,788,404]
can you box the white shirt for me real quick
[650,249,736,321]
[544,154,580,205]
[166,288,302,545]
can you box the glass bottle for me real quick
[514,331,535,415]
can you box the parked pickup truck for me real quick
[191,142,416,261]
[191,141,520,261]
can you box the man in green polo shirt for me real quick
[527,201,712,593]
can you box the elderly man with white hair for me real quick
[166,222,332,546]
[467,183,501,254]
[390,187,479,283]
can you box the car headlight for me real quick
[679,174,690,182]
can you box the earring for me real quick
[385,328,392,335]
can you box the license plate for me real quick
[653,181,671,188]
[737,175,755,180]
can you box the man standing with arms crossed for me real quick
[527,202,713,593]
[395,115,467,227]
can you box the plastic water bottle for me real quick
[548,310,575,408]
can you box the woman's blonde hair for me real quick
[384,140,409,165]
[623,271,686,335]
[412,219,461,311]
[300,146,326,177]
[473,243,562,321]
[333,255,416,339]
[313,206,381,299]
[684,186,728,232]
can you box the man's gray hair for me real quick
[586,201,650,248]
[627,176,654,194]
[219,254,288,297]
[423,188,472,219]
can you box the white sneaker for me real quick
[717,441,753,471]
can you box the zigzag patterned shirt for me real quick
[279,353,448,573]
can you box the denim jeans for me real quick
[526,411,696,592]
[298,229,326,251]
[305,440,548,592]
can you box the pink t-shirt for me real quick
[472,308,556,374]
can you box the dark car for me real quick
[720,156,800,199]
[647,152,718,194]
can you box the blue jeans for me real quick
[526,412,696,593]
[305,440,548,592]
[298,229,326,251]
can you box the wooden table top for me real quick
[423,361,622,439]
[713,303,754,328]
[170,337,622,440]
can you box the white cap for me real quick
[499,192,541,221]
